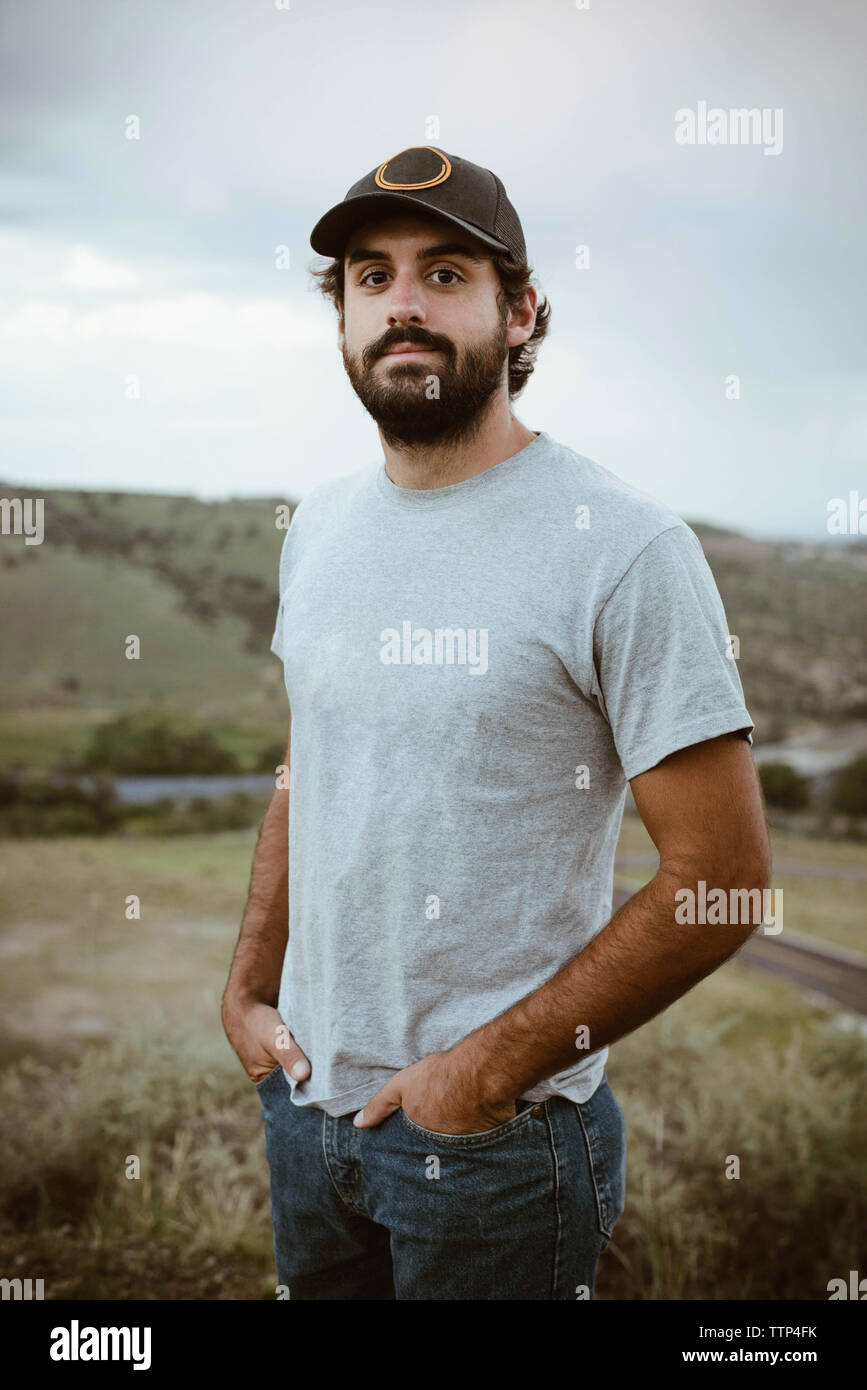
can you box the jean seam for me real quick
[574,1092,613,1239]
[540,1102,563,1299]
[320,1112,363,1216]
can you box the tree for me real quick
[759,761,810,810]
[82,715,238,774]
[831,754,867,817]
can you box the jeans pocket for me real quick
[396,1100,537,1148]
[574,1077,627,1240]
[255,1063,286,1092]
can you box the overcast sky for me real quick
[1,0,864,539]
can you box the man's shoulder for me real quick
[531,433,689,554]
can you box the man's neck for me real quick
[380,404,538,491]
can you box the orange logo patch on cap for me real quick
[374,146,452,190]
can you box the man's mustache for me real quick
[363,334,453,368]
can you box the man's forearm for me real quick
[448,858,770,1106]
[222,784,289,1015]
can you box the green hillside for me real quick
[0,547,267,700]
[0,485,293,770]
[692,524,867,735]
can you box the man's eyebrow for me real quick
[346,241,486,269]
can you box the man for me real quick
[222,145,770,1301]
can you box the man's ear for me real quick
[337,309,345,351]
[507,287,537,349]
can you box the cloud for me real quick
[60,246,138,291]
[0,0,863,535]
[0,290,332,349]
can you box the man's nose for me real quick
[385,271,427,326]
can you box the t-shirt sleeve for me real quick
[590,523,754,781]
[270,604,284,661]
[269,513,297,662]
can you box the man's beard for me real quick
[341,316,510,450]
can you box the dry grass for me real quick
[0,827,864,1300]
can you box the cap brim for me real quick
[310,192,509,260]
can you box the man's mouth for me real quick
[381,343,439,359]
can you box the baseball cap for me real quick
[309,144,527,267]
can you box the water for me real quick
[754,721,867,778]
[82,773,277,805]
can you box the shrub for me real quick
[0,775,122,836]
[759,760,810,810]
[831,753,867,817]
[81,715,238,775]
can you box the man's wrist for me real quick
[445,1028,515,1109]
[221,986,277,1023]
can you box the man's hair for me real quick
[310,246,551,400]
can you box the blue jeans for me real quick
[257,1066,627,1300]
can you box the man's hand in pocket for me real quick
[222,997,311,1085]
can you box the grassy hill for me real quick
[0,485,292,770]
[692,523,867,734]
[0,483,865,772]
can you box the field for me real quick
[0,821,864,1300]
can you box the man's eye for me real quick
[358,267,464,288]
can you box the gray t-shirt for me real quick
[270,429,753,1116]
